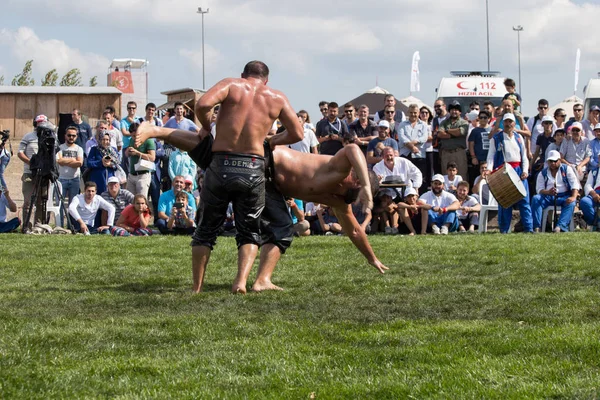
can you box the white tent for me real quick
[549,95,583,120]
[397,95,433,115]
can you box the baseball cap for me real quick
[432,174,444,183]
[448,101,462,112]
[107,176,120,184]
[184,175,193,184]
[593,123,600,131]
[590,105,600,112]
[35,114,48,123]
[541,115,554,123]
[503,113,516,121]
[570,121,583,130]
[546,150,561,162]
[404,187,418,197]
[378,120,390,128]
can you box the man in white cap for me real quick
[587,123,600,171]
[559,121,591,181]
[418,173,460,234]
[366,120,399,166]
[485,112,533,234]
[100,176,134,226]
[531,115,557,174]
[531,150,580,233]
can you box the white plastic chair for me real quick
[477,179,498,233]
[541,206,574,232]
[45,181,63,227]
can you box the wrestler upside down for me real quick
[134,123,389,293]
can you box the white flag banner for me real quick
[410,51,420,93]
[574,48,581,93]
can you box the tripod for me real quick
[21,172,71,233]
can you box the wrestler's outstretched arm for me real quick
[333,204,388,274]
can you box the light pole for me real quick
[197,7,210,90]
[513,25,524,101]
[486,0,490,71]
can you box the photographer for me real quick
[156,175,195,234]
[0,129,12,191]
[0,186,19,233]
[18,115,54,226]
[87,130,119,195]
[165,190,195,235]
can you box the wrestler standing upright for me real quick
[191,61,303,294]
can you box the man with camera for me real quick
[155,175,195,234]
[18,115,54,226]
[0,186,19,233]
[0,129,12,191]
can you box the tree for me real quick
[89,76,97,87]
[41,69,58,86]
[11,59,35,86]
[0,76,4,85]
[60,68,82,87]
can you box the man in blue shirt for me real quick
[588,124,600,170]
[163,102,200,133]
[156,175,196,234]
[366,120,399,167]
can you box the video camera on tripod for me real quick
[29,123,59,180]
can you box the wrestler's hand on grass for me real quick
[358,187,373,213]
[370,259,389,274]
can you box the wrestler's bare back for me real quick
[198,77,300,156]
[272,146,355,205]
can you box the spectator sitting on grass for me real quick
[110,194,153,236]
[396,187,427,235]
[455,181,480,233]
[419,174,460,235]
[156,175,195,233]
[165,191,196,235]
[373,190,399,234]
[316,204,342,235]
[68,181,115,235]
[286,197,310,236]
[99,176,134,227]
[0,187,20,233]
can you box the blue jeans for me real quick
[427,210,458,232]
[0,217,20,233]
[59,177,81,227]
[532,192,575,231]
[0,152,9,190]
[580,189,600,226]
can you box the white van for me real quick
[583,76,600,115]
[435,71,507,112]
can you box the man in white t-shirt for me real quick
[418,174,460,234]
[68,181,115,234]
[288,114,318,154]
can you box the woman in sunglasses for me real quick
[554,108,567,130]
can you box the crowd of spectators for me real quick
[1,82,600,237]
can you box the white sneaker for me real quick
[440,226,449,235]
[432,225,440,235]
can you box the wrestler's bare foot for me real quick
[231,282,247,294]
[251,279,284,292]
[134,122,155,147]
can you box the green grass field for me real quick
[1,233,600,399]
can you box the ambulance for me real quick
[435,71,507,112]
[583,75,600,116]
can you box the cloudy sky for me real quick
[0,0,598,118]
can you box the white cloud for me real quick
[179,44,225,74]
[0,27,109,83]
